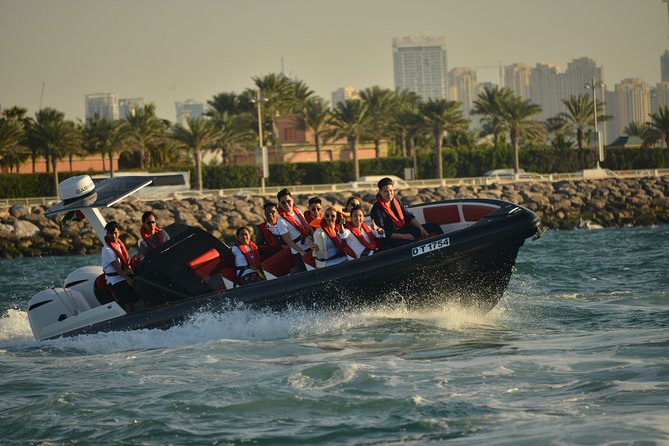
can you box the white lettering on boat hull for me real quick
[412,238,450,257]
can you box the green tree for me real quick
[294,97,330,163]
[499,96,544,173]
[419,99,468,179]
[648,106,669,165]
[388,89,422,158]
[544,116,574,149]
[84,116,130,176]
[328,99,370,180]
[2,106,31,171]
[0,117,27,173]
[27,108,81,198]
[125,104,168,169]
[472,86,514,145]
[171,117,220,192]
[210,111,254,164]
[361,86,395,158]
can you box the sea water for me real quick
[0,226,667,444]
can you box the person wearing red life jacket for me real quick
[255,201,286,260]
[231,227,265,285]
[370,177,443,248]
[137,211,170,255]
[304,196,323,228]
[312,205,348,268]
[339,205,385,259]
[270,189,314,272]
[101,221,140,312]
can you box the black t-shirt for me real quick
[370,198,416,237]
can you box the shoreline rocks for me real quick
[1,176,668,259]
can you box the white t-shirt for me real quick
[339,226,384,259]
[231,245,256,278]
[101,245,124,286]
[274,210,311,254]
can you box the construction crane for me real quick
[472,61,503,86]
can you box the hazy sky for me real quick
[1,0,666,122]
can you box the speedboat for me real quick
[27,175,542,340]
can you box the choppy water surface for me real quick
[1,226,668,444]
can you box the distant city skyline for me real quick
[0,0,666,122]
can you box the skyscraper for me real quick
[448,67,477,117]
[392,36,448,100]
[119,98,144,119]
[614,78,652,137]
[504,63,531,99]
[85,93,120,121]
[661,50,669,82]
[331,87,360,106]
[529,63,563,121]
[175,100,204,126]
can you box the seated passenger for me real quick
[270,188,314,272]
[102,221,140,312]
[370,177,443,248]
[312,206,348,268]
[255,201,286,260]
[138,211,170,255]
[342,195,361,222]
[305,196,323,228]
[231,226,265,285]
[340,205,385,259]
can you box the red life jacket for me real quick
[343,222,377,258]
[319,219,345,254]
[140,225,167,249]
[104,235,130,270]
[257,222,278,249]
[376,194,406,229]
[236,241,261,268]
[279,206,311,236]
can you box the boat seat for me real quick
[187,248,237,290]
[260,247,293,279]
[302,249,316,271]
[422,204,461,225]
[93,273,116,305]
[462,204,496,221]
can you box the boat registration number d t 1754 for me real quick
[412,238,450,257]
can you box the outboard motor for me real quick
[28,288,92,340]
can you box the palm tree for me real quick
[499,96,544,174]
[648,106,669,165]
[388,89,421,158]
[419,99,468,179]
[125,104,167,169]
[361,86,395,158]
[27,108,81,198]
[294,97,330,162]
[544,116,574,149]
[84,116,130,176]
[472,86,514,145]
[251,73,295,147]
[624,121,656,148]
[171,117,220,192]
[2,106,31,171]
[210,111,254,164]
[328,99,369,180]
[0,117,27,173]
[560,94,611,169]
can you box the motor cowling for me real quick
[28,288,91,341]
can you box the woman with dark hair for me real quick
[138,211,170,253]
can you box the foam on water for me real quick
[0,299,506,356]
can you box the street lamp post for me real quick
[252,90,269,193]
[585,77,604,169]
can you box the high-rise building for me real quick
[85,93,120,121]
[529,63,563,121]
[175,100,205,126]
[656,82,669,111]
[331,87,360,106]
[563,57,604,100]
[661,50,669,82]
[504,63,531,99]
[614,78,652,137]
[392,36,448,100]
[448,67,477,117]
[119,98,144,119]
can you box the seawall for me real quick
[1,176,668,259]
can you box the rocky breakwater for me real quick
[0,176,668,259]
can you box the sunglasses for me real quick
[280,199,293,205]
[310,206,322,212]
[325,213,337,218]
[146,220,157,225]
